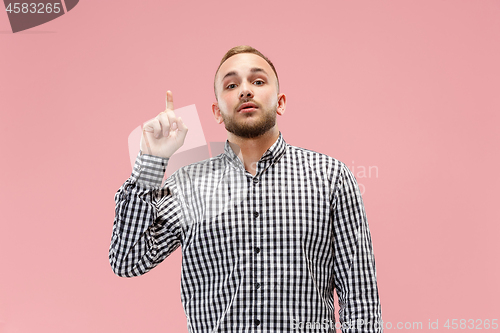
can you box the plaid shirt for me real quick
[109,132,382,332]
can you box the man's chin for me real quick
[222,109,277,139]
[225,122,275,139]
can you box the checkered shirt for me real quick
[109,132,382,332]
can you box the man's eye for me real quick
[226,84,237,89]
[254,80,264,85]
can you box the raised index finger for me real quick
[166,90,174,111]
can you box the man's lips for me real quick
[237,102,258,112]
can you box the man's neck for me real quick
[227,127,280,176]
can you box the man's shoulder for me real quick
[284,144,348,182]
[286,143,345,168]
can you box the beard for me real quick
[221,102,277,139]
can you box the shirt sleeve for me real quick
[332,163,382,332]
[109,150,184,277]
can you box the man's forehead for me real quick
[217,53,273,81]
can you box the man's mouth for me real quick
[237,102,258,112]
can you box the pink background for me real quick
[1,1,499,332]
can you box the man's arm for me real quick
[332,163,382,332]
[109,91,188,277]
[109,151,183,277]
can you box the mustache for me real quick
[235,99,261,111]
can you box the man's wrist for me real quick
[132,152,169,187]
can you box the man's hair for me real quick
[214,45,280,97]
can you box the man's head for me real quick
[214,45,280,98]
[212,45,286,139]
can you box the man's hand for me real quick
[140,91,188,159]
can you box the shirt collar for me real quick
[223,131,287,167]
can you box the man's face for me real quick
[212,53,285,138]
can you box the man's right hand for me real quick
[140,91,188,159]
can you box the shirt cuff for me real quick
[130,150,169,188]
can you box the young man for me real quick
[109,46,382,332]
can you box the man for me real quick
[109,45,382,332]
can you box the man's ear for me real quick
[212,102,224,124]
[276,93,286,116]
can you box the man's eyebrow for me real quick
[222,71,238,81]
[221,67,269,82]
[250,67,268,76]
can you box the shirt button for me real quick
[255,319,261,326]
[253,211,260,218]
[253,178,259,184]
[254,247,261,254]
[255,283,261,289]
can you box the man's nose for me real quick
[239,83,254,99]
